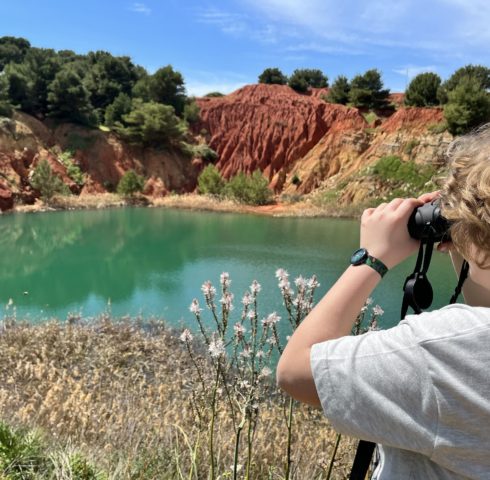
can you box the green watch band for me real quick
[350,248,388,278]
[365,255,388,278]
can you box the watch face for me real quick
[351,248,368,265]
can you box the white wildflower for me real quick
[256,350,265,358]
[209,336,226,358]
[360,306,368,313]
[250,280,261,294]
[240,346,251,358]
[189,299,203,315]
[286,335,291,341]
[247,310,256,320]
[262,312,281,327]
[220,272,231,288]
[267,336,277,345]
[307,275,320,289]
[369,318,379,331]
[241,292,253,306]
[294,276,307,289]
[239,380,250,389]
[275,268,289,279]
[180,329,193,343]
[234,322,246,338]
[366,297,374,305]
[260,367,272,377]
[278,278,291,290]
[201,281,216,298]
[220,292,234,311]
[373,305,384,316]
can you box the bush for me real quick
[183,99,200,124]
[197,164,225,196]
[444,76,490,135]
[104,92,132,126]
[224,170,272,205]
[258,67,288,85]
[349,69,390,109]
[117,170,145,196]
[325,75,350,105]
[291,174,301,186]
[372,155,436,191]
[404,72,441,107]
[116,100,187,147]
[58,150,85,186]
[288,69,328,93]
[204,92,224,98]
[30,159,70,200]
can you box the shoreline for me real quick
[9,193,364,219]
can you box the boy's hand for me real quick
[360,198,423,270]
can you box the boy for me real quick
[277,126,490,479]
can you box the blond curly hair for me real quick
[440,124,490,269]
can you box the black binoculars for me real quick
[407,200,451,242]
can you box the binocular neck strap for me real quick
[450,260,469,304]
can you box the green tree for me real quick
[224,170,272,205]
[3,61,35,111]
[288,69,328,93]
[104,92,132,126]
[116,100,187,146]
[438,64,490,104]
[117,170,145,196]
[349,69,390,109]
[133,65,186,115]
[325,75,350,104]
[0,36,30,71]
[30,159,69,200]
[258,67,288,85]
[404,72,441,107]
[47,64,95,125]
[84,51,139,120]
[197,164,225,195]
[444,76,490,135]
[0,74,12,116]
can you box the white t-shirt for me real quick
[310,304,490,479]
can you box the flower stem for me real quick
[326,433,342,480]
[209,366,220,480]
[285,396,294,480]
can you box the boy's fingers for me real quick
[396,198,423,217]
[418,191,441,203]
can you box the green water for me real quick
[0,208,458,333]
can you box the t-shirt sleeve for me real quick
[310,321,438,456]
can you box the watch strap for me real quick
[365,255,388,278]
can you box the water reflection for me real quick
[0,208,457,328]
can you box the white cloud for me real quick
[195,8,248,36]
[393,65,438,79]
[129,3,151,15]
[240,0,490,57]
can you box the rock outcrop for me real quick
[0,84,453,212]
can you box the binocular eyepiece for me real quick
[407,200,451,242]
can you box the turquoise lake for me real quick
[0,207,460,334]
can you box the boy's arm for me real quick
[276,197,423,406]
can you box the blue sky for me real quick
[1,0,489,96]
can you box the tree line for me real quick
[258,66,490,135]
[0,36,200,147]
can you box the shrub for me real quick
[438,64,490,104]
[288,69,328,93]
[258,67,288,85]
[404,139,420,156]
[58,150,85,186]
[116,100,187,147]
[372,155,436,191]
[30,159,70,200]
[197,164,225,196]
[291,174,301,186]
[224,170,272,205]
[325,75,350,105]
[204,92,224,98]
[183,98,200,124]
[404,72,441,107]
[104,92,132,126]
[444,76,490,135]
[117,170,145,197]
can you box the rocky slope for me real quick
[0,113,199,210]
[0,84,453,212]
[196,84,452,202]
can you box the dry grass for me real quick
[0,318,356,479]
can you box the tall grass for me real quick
[0,279,383,478]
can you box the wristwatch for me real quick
[350,248,388,278]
